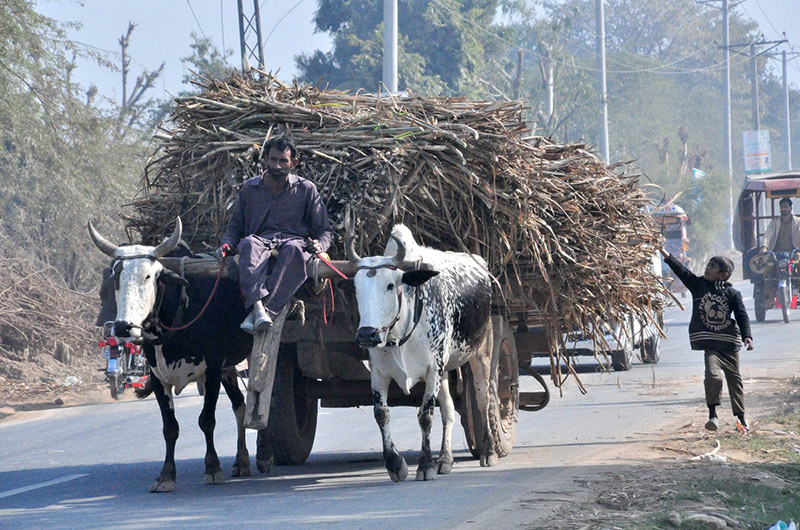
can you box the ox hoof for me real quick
[150,479,176,493]
[231,462,251,477]
[203,470,226,485]
[436,457,454,475]
[415,466,438,481]
[387,458,408,483]
[257,455,274,474]
[480,453,498,467]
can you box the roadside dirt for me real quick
[508,376,800,529]
[0,349,112,422]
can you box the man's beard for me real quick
[267,167,290,179]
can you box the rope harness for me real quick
[111,254,227,342]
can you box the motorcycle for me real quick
[99,321,149,399]
[750,250,800,323]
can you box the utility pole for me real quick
[784,50,792,170]
[750,42,760,130]
[383,0,398,93]
[237,0,265,73]
[764,48,800,171]
[700,0,736,248]
[595,0,609,164]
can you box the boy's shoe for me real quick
[704,416,719,432]
[736,418,749,435]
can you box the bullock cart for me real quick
[159,253,549,463]
[127,73,668,465]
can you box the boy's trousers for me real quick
[704,349,744,416]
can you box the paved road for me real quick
[1,282,798,530]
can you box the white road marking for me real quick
[0,474,88,499]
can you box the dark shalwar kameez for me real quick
[221,173,333,318]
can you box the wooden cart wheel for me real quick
[267,347,318,465]
[459,316,519,459]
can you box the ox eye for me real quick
[387,283,394,291]
[145,274,152,280]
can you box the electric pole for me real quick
[764,47,800,171]
[383,0,398,93]
[595,0,609,164]
[699,0,736,248]
[237,0,265,73]
[784,50,791,170]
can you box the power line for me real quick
[185,0,207,40]
[429,0,755,77]
[263,0,305,45]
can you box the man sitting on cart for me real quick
[759,198,800,254]
[218,136,333,334]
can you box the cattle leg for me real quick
[198,366,226,485]
[150,376,179,493]
[221,368,250,477]
[255,429,274,473]
[372,381,408,482]
[435,375,455,475]
[415,370,440,481]
[468,355,498,467]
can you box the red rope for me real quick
[315,253,347,326]
[158,256,226,331]
[316,253,349,279]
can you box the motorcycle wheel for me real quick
[109,374,124,400]
[754,285,766,322]
[780,283,791,323]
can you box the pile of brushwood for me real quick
[0,231,103,396]
[126,72,669,388]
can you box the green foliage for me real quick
[149,33,235,126]
[0,0,145,289]
[181,32,235,87]
[297,0,506,96]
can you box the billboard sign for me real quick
[743,130,771,174]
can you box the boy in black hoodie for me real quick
[660,248,754,433]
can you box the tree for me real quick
[296,0,511,96]
[180,32,235,87]
[0,0,145,288]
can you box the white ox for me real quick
[349,224,497,482]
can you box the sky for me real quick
[35,0,333,104]
[33,0,800,105]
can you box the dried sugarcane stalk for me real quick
[125,72,669,390]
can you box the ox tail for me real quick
[134,377,154,399]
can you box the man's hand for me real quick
[305,238,322,254]
[744,337,754,350]
[759,246,768,254]
[217,244,236,259]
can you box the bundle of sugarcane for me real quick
[124,72,668,384]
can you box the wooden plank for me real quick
[244,305,289,430]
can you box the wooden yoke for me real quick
[158,257,357,281]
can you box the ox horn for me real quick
[390,235,406,266]
[88,220,119,257]
[153,217,183,258]
[344,206,361,263]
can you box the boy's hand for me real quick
[744,337,754,350]
[659,248,669,258]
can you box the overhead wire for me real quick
[263,0,306,45]
[185,0,208,40]
[429,0,754,76]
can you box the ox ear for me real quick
[401,269,439,287]
[159,269,189,286]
